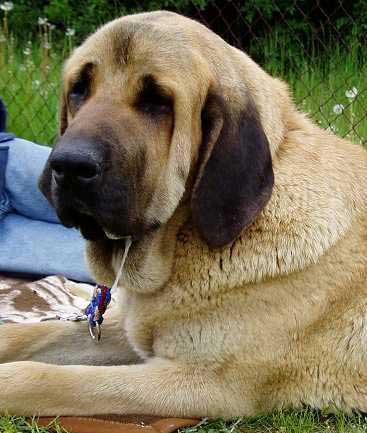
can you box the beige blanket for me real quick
[0,273,93,323]
[0,273,199,432]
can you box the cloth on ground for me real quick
[0,273,200,432]
[0,273,92,323]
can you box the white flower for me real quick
[23,47,31,56]
[65,27,75,37]
[326,124,337,133]
[26,59,34,68]
[0,33,6,43]
[333,104,344,115]
[48,23,56,31]
[0,2,14,12]
[345,87,358,100]
[43,41,51,50]
[38,17,48,26]
[32,80,41,88]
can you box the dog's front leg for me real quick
[0,309,141,366]
[0,358,246,417]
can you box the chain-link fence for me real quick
[0,0,366,146]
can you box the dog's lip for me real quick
[103,229,131,240]
[55,206,108,241]
[62,207,139,241]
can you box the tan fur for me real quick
[1,11,367,417]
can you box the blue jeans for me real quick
[0,133,93,283]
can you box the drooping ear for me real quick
[191,91,274,248]
[59,92,68,136]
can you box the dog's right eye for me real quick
[69,81,88,109]
[70,80,88,99]
[68,63,94,112]
[68,83,88,113]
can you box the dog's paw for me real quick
[0,361,90,416]
[0,361,44,414]
[0,361,74,415]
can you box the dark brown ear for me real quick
[191,91,274,248]
[59,92,68,136]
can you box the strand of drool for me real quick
[112,236,132,291]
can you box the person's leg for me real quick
[0,132,14,220]
[0,135,93,282]
[4,137,59,223]
[0,213,93,282]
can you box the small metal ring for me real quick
[88,322,96,340]
[88,321,102,341]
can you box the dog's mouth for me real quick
[77,213,109,241]
[55,205,132,242]
[60,209,106,241]
[55,201,159,243]
[40,166,159,243]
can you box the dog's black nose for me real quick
[50,141,103,187]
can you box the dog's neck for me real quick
[112,125,367,297]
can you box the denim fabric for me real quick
[5,137,59,223]
[0,133,13,220]
[0,133,15,143]
[0,213,93,282]
[0,146,12,220]
[0,135,94,283]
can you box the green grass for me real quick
[0,415,67,432]
[0,30,366,146]
[2,410,367,433]
[250,29,367,146]
[0,41,67,145]
[187,409,367,433]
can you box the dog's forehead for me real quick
[64,11,224,82]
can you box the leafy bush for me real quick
[5,0,211,43]
[4,0,367,47]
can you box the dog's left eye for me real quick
[138,96,172,116]
[136,75,172,116]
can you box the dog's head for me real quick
[39,11,274,251]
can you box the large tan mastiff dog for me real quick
[1,11,367,417]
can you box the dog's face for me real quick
[39,11,274,250]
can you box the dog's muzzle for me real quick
[50,137,105,190]
[39,135,131,241]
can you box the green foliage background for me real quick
[1,0,366,145]
[6,0,367,48]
